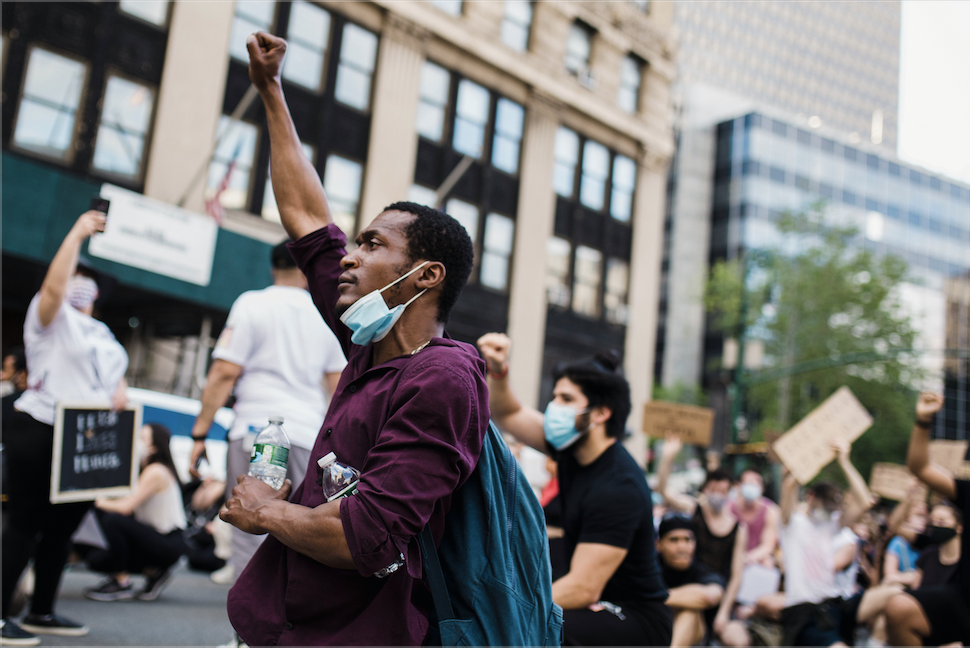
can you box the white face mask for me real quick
[810,507,833,524]
[740,483,763,502]
[66,275,99,310]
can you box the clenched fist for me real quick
[246,32,287,92]
[476,332,511,378]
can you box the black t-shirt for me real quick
[916,545,960,589]
[556,442,668,606]
[954,478,970,599]
[661,558,725,590]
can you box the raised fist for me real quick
[476,332,511,377]
[915,392,943,423]
[246,31,287,91]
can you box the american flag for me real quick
[205,139,244,225]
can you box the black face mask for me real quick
[913,525,958,550]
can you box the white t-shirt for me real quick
[212,285,346,450]
[15,293,128,426]
[833,527,860,598]
[780,509,843,606]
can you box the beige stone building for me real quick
[2,0,676,461]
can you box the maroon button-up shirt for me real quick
[227,225,489,646]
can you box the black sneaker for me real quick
[0,619,40,646]
[137,569,173,601]
[19,613,88,637]
[84,577,135,602]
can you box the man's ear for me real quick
[415,261,446,291]
[592,405,613,427]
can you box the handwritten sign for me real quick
[869,463,928,502]
[88,183,218,286]
[929,440,970,479]
[642,401,715,447]
[772,386,873,484]
[51,403,142,503]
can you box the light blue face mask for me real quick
[543,402,592,450]
[339,262,428,346]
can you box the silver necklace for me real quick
[411,340,432,355]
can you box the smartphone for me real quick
[89,196,110,214]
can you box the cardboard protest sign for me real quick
[771,386,873,484]
[928,440,970,479]
[51,403,142,503]
[869,463,928,502]
[642,401,715,447]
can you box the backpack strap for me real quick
[418,525,455,623]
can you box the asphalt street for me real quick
[15,563,236,647]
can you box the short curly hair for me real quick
[384,201,474,324]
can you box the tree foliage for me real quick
[705,207,922,483]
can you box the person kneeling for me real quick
[81,424,187,602]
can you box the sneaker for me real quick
[136,569,173,601]
[217,632,249,648]
[210,563,235,585]
[19,614,88,637]
[0,619,40,646]
[84,577,136,602]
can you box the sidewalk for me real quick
[21,564,235,647]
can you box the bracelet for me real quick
[191,435,208,442]
[487,363,509,380]
[914,418,933,429]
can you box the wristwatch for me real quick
[374,553,405,579]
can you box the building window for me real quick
[564,22,592,76]
[229,1,275,63]
[546,237,572,307]
[334,23,378,111]
[492,98,524,174]
[617,55,642,113]
[119,0,170,27]
[630,0,650,12]
[605,258,630,324]
[446,198,480,245]
[91,74,155,180]
[206,116,259,211]
[579,140,609,211]
[610,155,636,222]
[553,126,580,197]
[501,1,533,52]
[431,0,463,16]
[12,47,88,161]
[481,213,515,291]
[281,1,330,92]
[262,142,316,223]
[408,184,438,208]
[416,61,451,142]
[573,245,603,318]
[323,155,363,237]
[453,80,491,158]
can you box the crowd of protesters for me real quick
[1,28,968,648]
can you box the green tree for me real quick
[705,206,922,483]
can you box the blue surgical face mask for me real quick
[339,262,428,346]
[543,402,591,450]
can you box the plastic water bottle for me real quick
[248,416,290,490]
[318,452,360,502]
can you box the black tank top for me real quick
[692,507,738,581]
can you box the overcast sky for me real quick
[897,0,970,184]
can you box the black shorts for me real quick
[908,584,970,646]
[562,599,672,647]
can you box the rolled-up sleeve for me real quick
[339,353,486,577]
[286,224,351,353]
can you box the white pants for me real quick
[225,437,312,576]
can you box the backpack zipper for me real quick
[505,443,517,588]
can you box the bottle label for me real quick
[251,443,289,468]
[325,480,359,502]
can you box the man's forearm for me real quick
[259,498,355,570]
[551,572,601,610]
[259,83,331,240]
[906,422,931,475]
[191,369,237,438]
[665,584,722,610]
[839,455,872,510]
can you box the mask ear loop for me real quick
[378,261,429,295]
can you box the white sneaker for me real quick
[209,564,235,585]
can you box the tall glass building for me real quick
[699,111,970,440]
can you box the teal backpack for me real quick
[418,420,563,647]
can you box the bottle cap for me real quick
[317,452,336,469]
[269,415,284,425]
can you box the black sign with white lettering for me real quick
[51,404,141,503]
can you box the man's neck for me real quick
[273,277,304,288]
[572,427,615,467]
[371,319,445,367]
[939,536,961,563]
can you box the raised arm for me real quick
[656,434,698,514]
[476,333,546,452]
[906,392,955,501]
[833,439,875,528]
[38,211,106,327]
[247,33,331,240]
[780,470,799,526]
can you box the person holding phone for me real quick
[1,210,129,646]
